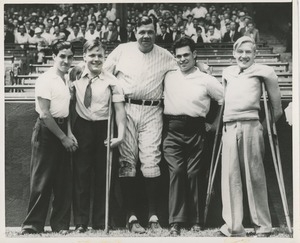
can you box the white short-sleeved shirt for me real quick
[103,42,177,100]
[73,68,124,121]
[164,67,223,117]
[35,67,71,118]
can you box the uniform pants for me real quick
[163,116,206,225]
[22,118,72,233]
[72,116,108,228]
[221,120,272,237]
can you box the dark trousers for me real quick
[163,115,206,225]
[22,118,72,232]
[72,116,108,227]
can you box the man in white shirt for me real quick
[85,23,100,42]
[191,3,208,19]
[14,24,30,45]
[21,41,77,235]
[163,37,223,236]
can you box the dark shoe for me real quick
[256,232,271,237]
[215,230,227,237]
[191,224,203,232]
[127,220,146,234]
[149,221,162,234]
[169,223,180,236]
[75,225,87,233]
[20,228,37,235]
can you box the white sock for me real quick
[149,215,158,222]
[128,215,137,223]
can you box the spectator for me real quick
[170,23,181,42]
[52,25,66,44]
[85,23,99,42]
[244,22,260,43]
[239,16,253,35]
[125,22,136,42]
[223,21,241,42]
[185,14,196,37]
[80,23,87,37]
[29,27,49,63]
[102,21,118,43]
[101,17,109,35]
[206,24,221,43]
[67,24,85,43]
[59,20,70,39]
[115,18,127,42]
[106,3,117,21]
[192,27,205,43]
[14,24,30,45]
[5,23,15,44]
[39,23,53,47]
[24,20,32,35]
[148,3,159,19]
[178,25,189,38]
[182,6,192,19]
[191,3,208,19]
[156,23,172,43]
[46,18,55,34]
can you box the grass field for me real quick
[6,226,292,238]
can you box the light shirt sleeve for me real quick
[206,75,224,105]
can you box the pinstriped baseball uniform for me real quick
[104,42,176,177]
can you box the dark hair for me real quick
[160,23,167,29]
[88,23,96,28]
[173,37,196,53]
[136,16,153,28]
[83,39,104,54]
[195,27,202,32]
[52,40,75,55]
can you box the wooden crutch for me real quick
[262,82,292,234]
[104,95,115,234]
[203,103,224,226]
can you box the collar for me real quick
[82,67,103,81]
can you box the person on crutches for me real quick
[69,39,126,233]
[219,36,283,237]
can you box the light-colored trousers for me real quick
[220,120,272,237]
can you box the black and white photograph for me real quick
[2,1,298,243]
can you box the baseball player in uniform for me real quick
[220,36,282,237]
[163,37,223,236]
[21,41,77,235]
[103,16,178,233]
[69,39,126,233]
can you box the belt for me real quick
[53,117,67,124]
[165,114,205,122]
[125,98,161,106]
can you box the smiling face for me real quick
[233,41,256,70]
[53,48,74,74]
[83,46,105,75]
[175,45,196,74]
[136,23,155,53]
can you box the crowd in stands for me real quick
[4,3,261,50]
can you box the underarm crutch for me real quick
[203,102,224,227]
[262,82,292,234]
[104,95,115,234]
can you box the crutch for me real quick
[262,82,292,234]
[203,102,224,226]
[104,95,115,234]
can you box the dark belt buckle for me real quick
[57,118,64,124]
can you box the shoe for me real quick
[149,221,162,234]
[20,228,37,235]
[127,220,146,234]
[58,229,69,235]
[169,223,180,236]
[75,224,87,233]
[215,230,227,237]
[191,224,203,232]
[256,232,271,237]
